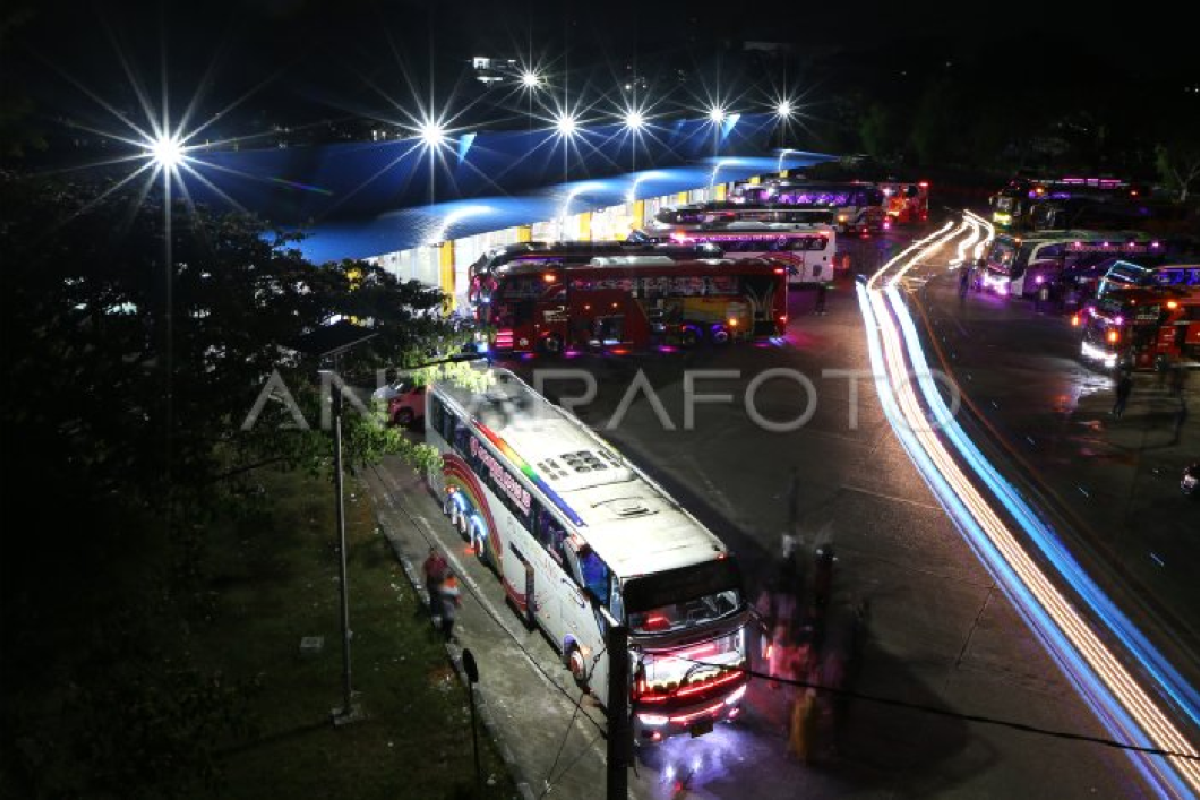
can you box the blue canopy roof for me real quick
[291,154,835,263]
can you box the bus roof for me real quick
[433,369,729,577]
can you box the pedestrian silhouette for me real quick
[1170,400,1188,446]
[1112,372,1133,419]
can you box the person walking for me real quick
[1112,371,1133,419]
[1170,365,1187,398]
[959,265,971,300]
[814,281,828,315]
[1170,400,1188,447]
[423,546,448,621]
[1155,354,1171,391]
[439,572,462,643]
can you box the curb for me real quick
[378,509,537,800]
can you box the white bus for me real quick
[649,222,837,286]
[426,369,750,743]
[983,231,1160,297]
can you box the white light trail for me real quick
[859,217,1200,797]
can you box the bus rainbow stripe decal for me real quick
[442,453,504,574]
[475,423,586,527]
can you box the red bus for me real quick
[487,257,789,354]
[1079,286,1200,370]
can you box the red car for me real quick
[386,384,426,429]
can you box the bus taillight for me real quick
[773,267,785,275]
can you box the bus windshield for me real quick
[624,559,743,635]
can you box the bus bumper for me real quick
[634,684,747,744]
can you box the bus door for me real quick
[563,542,612,697]
[742,273,778,335]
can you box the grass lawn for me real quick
[190,465,519,800]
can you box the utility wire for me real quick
[673,656,1200,761]
[538,645,607,798]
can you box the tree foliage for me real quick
[0,172,464,798]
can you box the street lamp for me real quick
[319,332,380,726]
[555,112,578,137]
[707,105,726,123]
[623,109,644,131]
[775,100,793,120]
[521,69,542,89]
[151,134,183,169]
[419,118,447,149]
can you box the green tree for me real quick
[0,172,461,798]
[1156,139,1200,203]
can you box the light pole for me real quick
[319,332,379,726]
[521,69,541,136]
[708,104,725,162]
[555,112,578,238]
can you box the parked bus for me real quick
[486,257,788,354]
[1080,286,1200,370]
[426,369,750,742]
[989,175,1142,232]
[730,180,885,234]
[982,230,1159,297]
[655,223,837,286]
[654,202,835,228]
[468,241,721,312]
[877,180,930,225]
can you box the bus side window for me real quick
[430,396,445,438]
[577,548,610,608]
[454,425,470,457]
[443,408,458,445]
[609,580,624,623]
[537,506,568,566]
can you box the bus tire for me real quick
[542,334,563,355]
[566,645,589,691]
[681,327,699,348]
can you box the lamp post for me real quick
[319,332,379,726]
[708,104,725,162]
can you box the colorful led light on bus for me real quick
[476,423,586,527]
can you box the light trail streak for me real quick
[858,218,1200,798]
[892,281,1200,729]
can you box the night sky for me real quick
[3,0,1196,151]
